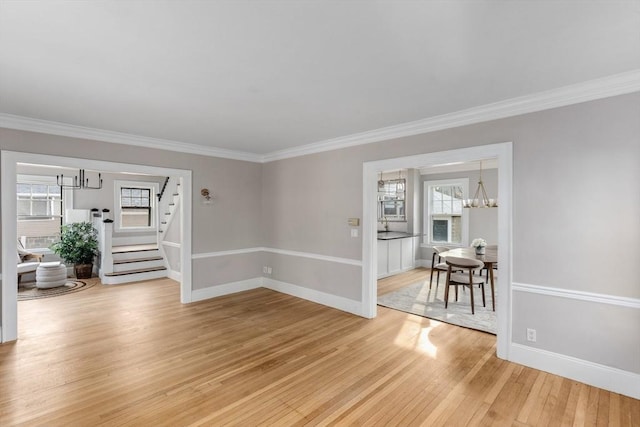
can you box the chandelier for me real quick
[463,160,497,208]
[56,169,103,190]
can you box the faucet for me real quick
[383,217,389,231]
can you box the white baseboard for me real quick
[415,259,431,268]
[167,269,181,281]
[263,278,364,317]
[510,343,640,399]
[190,277,263,302]
[187,276,364,317]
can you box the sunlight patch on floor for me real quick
[394,315,441,358]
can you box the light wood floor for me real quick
[378,267,436,296]
[1,277,637,426]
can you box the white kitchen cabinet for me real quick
[401,237,414,271]
[377,235,415,278]
[377,240,388,277]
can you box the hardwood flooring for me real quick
[377,267,434,296]
[1,277,637,425]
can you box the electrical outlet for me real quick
[263,266,268,274]
[526,328,537,342]
[351,228,358,237]
[267,267,272,274]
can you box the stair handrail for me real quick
[157,177,170,201]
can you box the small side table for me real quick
[36,262,67,289]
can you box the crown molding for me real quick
[0,114,263,163]
[262,69,640,162]
[1,70,639,164]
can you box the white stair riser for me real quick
[100,269,168,285]
[113,259,165,273]
[112,235,157,246]
[112,249,161,261]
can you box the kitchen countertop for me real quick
[376,232,422,240]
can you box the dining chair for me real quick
[481,244,498,281]
[429,246,451,289]
[444,256,486,315]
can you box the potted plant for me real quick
[50,221,99,279]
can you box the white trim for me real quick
[190,277,263,302]
[263,247,362,267]
[263,278,364,317]
[510,343,640,400]
[167,269,182,282]
[362,142,513,359]
[113,180,160,233]
[414,259,430,269]
[2,71,638,164]
[191,246,363,267]
[512,282,640,309]
[1,151,192,342]
[0,113,262,163]
[192,247,263,259]
[263,70,640,162]
[161,241,181,249]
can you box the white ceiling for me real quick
[1,1,639,157]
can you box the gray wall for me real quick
[1,129,264,287]
[2,91,638,379]
[261,92,640,375]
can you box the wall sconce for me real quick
[201,188,213,205]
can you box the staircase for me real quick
[157,179,180,236]
[98,177,181,285]
[103,244,167,284]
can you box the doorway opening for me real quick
[2,151,193,343]
[362,142,512,359]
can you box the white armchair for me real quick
[17,243,43,284]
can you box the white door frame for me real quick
[1,151,193,342]
[362,142,512,359]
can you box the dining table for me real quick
[438,247,497,311]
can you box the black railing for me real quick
[157,177,170,201]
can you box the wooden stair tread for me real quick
[113,256,163,265]
[104,266,166,277]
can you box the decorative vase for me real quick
[475,246,486,255]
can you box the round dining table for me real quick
[438,247,497,311]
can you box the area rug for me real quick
[377,279,496,334]
[18,280,94,301]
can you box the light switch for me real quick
[351,228,358,237]
[348,218,360,226]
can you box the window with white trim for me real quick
[114,180,159,232]
[424,178,469,246]
[16,176,62,249]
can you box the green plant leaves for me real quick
[50,222,98,264]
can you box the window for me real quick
[378,179,406,221]
[114,180,159,231]
[424,178,469,246]
[121,187,151,227]
[16,178,63,249]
